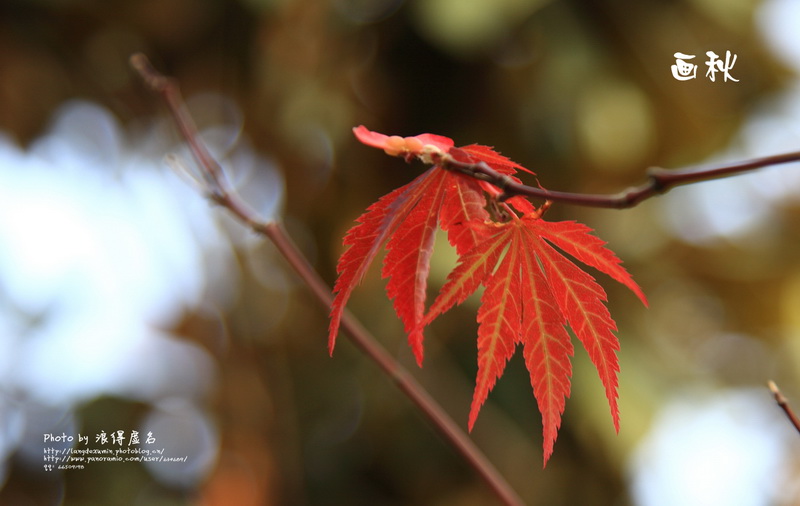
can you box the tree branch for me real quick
[768,381,800,436]
[130,53,525,506]
[441,150,800,209]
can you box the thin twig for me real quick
[129,53,525,506]
[768,381,800,436]
[441,151,800,209]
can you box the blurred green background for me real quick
[1,0,800,504]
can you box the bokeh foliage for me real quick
[1,0,798,504]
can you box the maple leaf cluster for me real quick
[329,125,647,465]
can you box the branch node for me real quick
[645,166,669,194]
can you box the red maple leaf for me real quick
[329,126,533,365]
[420,214,646,464]
[330,126,647,465]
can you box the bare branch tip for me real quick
[129,53,169,92]
[129,53,153,77]
[768,380,788,405]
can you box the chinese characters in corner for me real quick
[671,51,739,82]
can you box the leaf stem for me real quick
[130,53,525,506]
